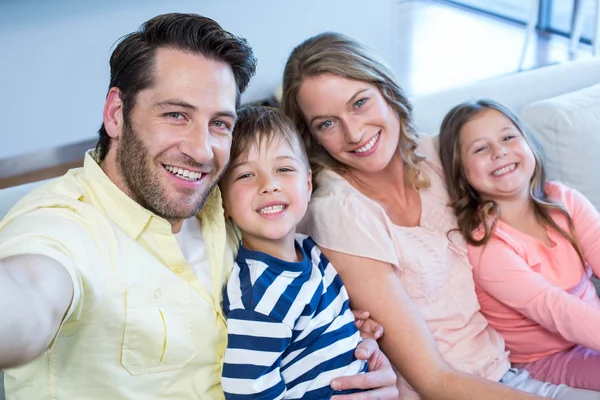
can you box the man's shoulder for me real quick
[1,171,94,229]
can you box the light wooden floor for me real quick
[1,0,595,189]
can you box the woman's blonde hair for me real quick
[281,32,428,189]
[438,99,586,267]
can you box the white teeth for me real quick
[164,165,202,181]
[258,205,286,214]
[354,133,379,153]
[492,164,516,176]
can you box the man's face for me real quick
[107,47,237,227]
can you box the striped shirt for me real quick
[222,234,367,399]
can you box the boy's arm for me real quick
[222,309,292,400]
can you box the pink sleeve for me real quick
[469,240,600,352]
[561,184,600,277]
[300,193,400,270]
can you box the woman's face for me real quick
[296,73,401,174]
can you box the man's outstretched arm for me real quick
[0,254,73,369]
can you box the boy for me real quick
[220,106,368,399]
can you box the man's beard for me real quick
[115,120,224,221]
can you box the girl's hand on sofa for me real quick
[352,310,384,340]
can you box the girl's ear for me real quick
[307,169,313,198]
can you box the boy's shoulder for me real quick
[294,233,316,248]
[295,233,327,263]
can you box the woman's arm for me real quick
[331,338,398,399]
[471,241,600,353]
[321,248,542,400]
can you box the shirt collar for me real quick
[79,150,222,240]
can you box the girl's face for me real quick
[296,73,401,174]
[459,108,536,202]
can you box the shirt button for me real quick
[154,289,161,299]
[173,267,184,274]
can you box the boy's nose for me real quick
[260,177,281,194]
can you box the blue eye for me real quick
[355,98,368,108]
[318,120,333,130]
[211,120,232,131]
[236,173,252,180]
[166,112,184,120]
[474,146,487,154]
[503,135,516,141]
[278,167,294,173]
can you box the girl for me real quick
[439,99,600,390]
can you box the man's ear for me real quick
[103,87,125,140]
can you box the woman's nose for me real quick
[343,121,365,144]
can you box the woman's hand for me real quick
[352,310,384,340]
[331,338,398,399]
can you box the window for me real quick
[445,0,594,44]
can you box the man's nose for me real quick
[179,124,214,164]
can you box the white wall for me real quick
[0,0,396,161]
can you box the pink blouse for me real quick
[299,136,509,398]
[469,182,600,363]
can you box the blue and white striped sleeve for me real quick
[221,309,292,400]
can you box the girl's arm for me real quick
[564,186,600,276]
[321,248,542,400]
[471,241,600,352]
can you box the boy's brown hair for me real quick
[227,106,310,174]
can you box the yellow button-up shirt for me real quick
[0,152,235,399]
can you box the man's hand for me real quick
[330,338,398,399]
[0,255,73,368]
[352,310,384,340]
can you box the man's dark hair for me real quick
[95,13,257,161]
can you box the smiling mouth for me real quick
[492,163,517,177]
[164,164,203,181]
[257,205,287,214]
[353,133,380,153]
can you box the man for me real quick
[0,13,397,399]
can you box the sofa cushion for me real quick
[520,83,600,211]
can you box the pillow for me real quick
[520,83,600,210]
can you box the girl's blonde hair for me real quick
[281,32,428,189]
[438,99,585,267]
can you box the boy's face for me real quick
[221,136,312,253]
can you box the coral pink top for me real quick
[469,182,600,364]
[299,136,510,399]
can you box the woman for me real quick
[280,32,600,400]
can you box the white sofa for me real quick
[1,57,600,398]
